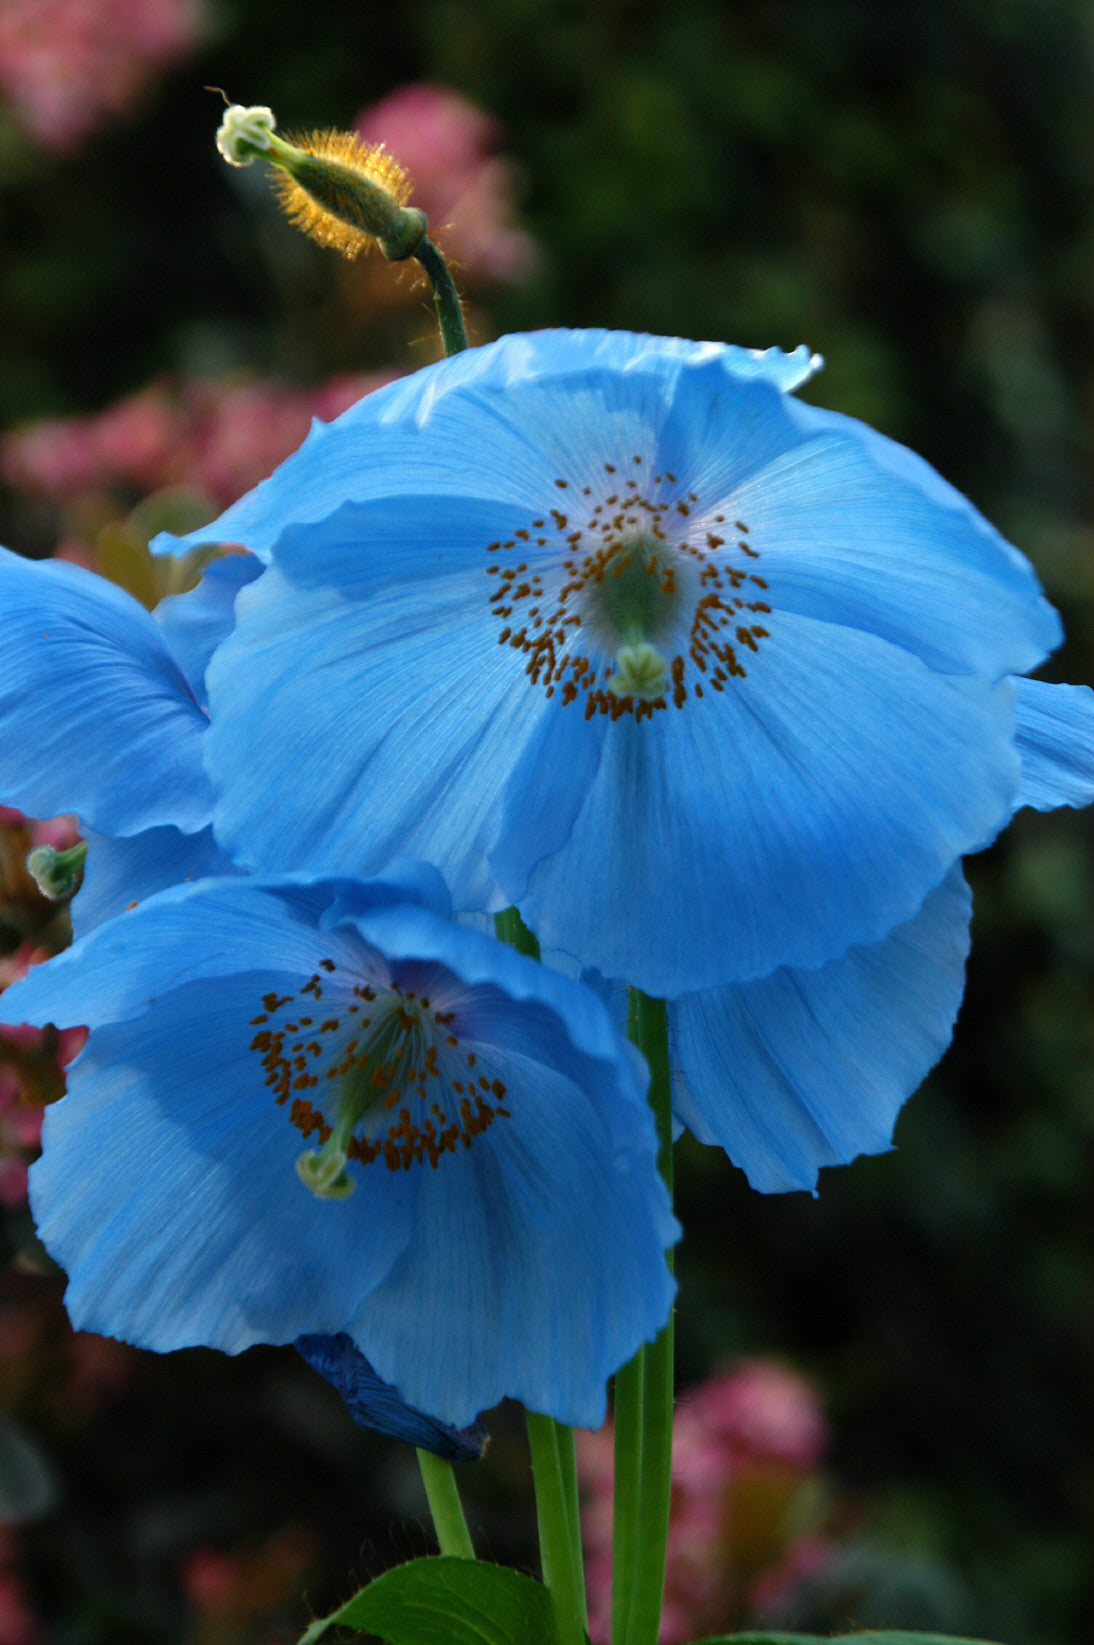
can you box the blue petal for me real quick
[30,978,417,1350]
[671,868,972,1192]
[203,569,601,911]
[4,869,440,1032]
[656,378,1060,680]
[295,1333,488,1460]
[332,899,664,1111]
[152,552,263,709]
[513,615,1018,994]
[322,904,676,1428]
[348,1036,675,1430]
[0,547,214,836]
[1011,677,1094,813]
[72,825,244,940]
[152,333,821,564]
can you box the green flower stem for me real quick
[554,1418,586,1614]
[493,908,586,1635]
[610,1346,644,1645]
[615,989,675,1645]
[415,236,468,357]
[416,1449,475,1559]
[526,1410,589,1645]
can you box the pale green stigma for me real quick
[215,103,276,167]
[607,641,669,700]
[296,1145,354,1200]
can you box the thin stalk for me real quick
[610,1347,644,1645]
[416,1449,475,1559]
[617,989,675,1645]
[526,1410,589,1645]
[415,236,468,356]
[554,1418,586,1614]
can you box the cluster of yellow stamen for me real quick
[487,458,772,718]
[249,961,510,1181]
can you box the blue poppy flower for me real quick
[157,329,1066,997]
[2,861,676,1429]
[0,546,257,932]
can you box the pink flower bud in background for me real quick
[577,1359,833,1644]
[686,1358,829,1471]
[356,84,539,283]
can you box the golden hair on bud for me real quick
[272,129,413,258]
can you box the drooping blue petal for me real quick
[295,1333,488,1461]
[29,979,418,1350]
[203,569,601,911]
[349,1036,674,1430]
[513,616,1018,994]
[152,332,822,564]
[671,868,972,1193]
[152,552,263,710]
[296,899,677,1427]
[72,825,244,940]
[1011,677,1094,813]
[0,547,214,836]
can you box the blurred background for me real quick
[0,1,1092,1640]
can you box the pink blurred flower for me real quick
[356,84,539,283]
[577,1360,832,1645]
[0,0,203,153]
[2,372,398,541]
[0,1568,39,1645]
[181,1527,316,1630]
[0,419,101,499]
[685,1358,828,1472]
[0,935,87,1202]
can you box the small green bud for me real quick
[26,841,87,902]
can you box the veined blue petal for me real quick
[512,616,1018,994]
[671,868,972,1192]
[0,548,214,836]
[30,979,417,1350]
[1012,677,1094,812]
[72,825,244,940]
[204,569,601,910]
[151,333,821,564]
[153,552,263,709]
[349,1038,675,1430]
[656,376,1060,679]
[295,1333,488,1460]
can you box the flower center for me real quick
[248,964,510,1198]
[486,458,772,720]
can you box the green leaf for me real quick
[687,1633,1000,1645]
[298,1555,559,1645]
